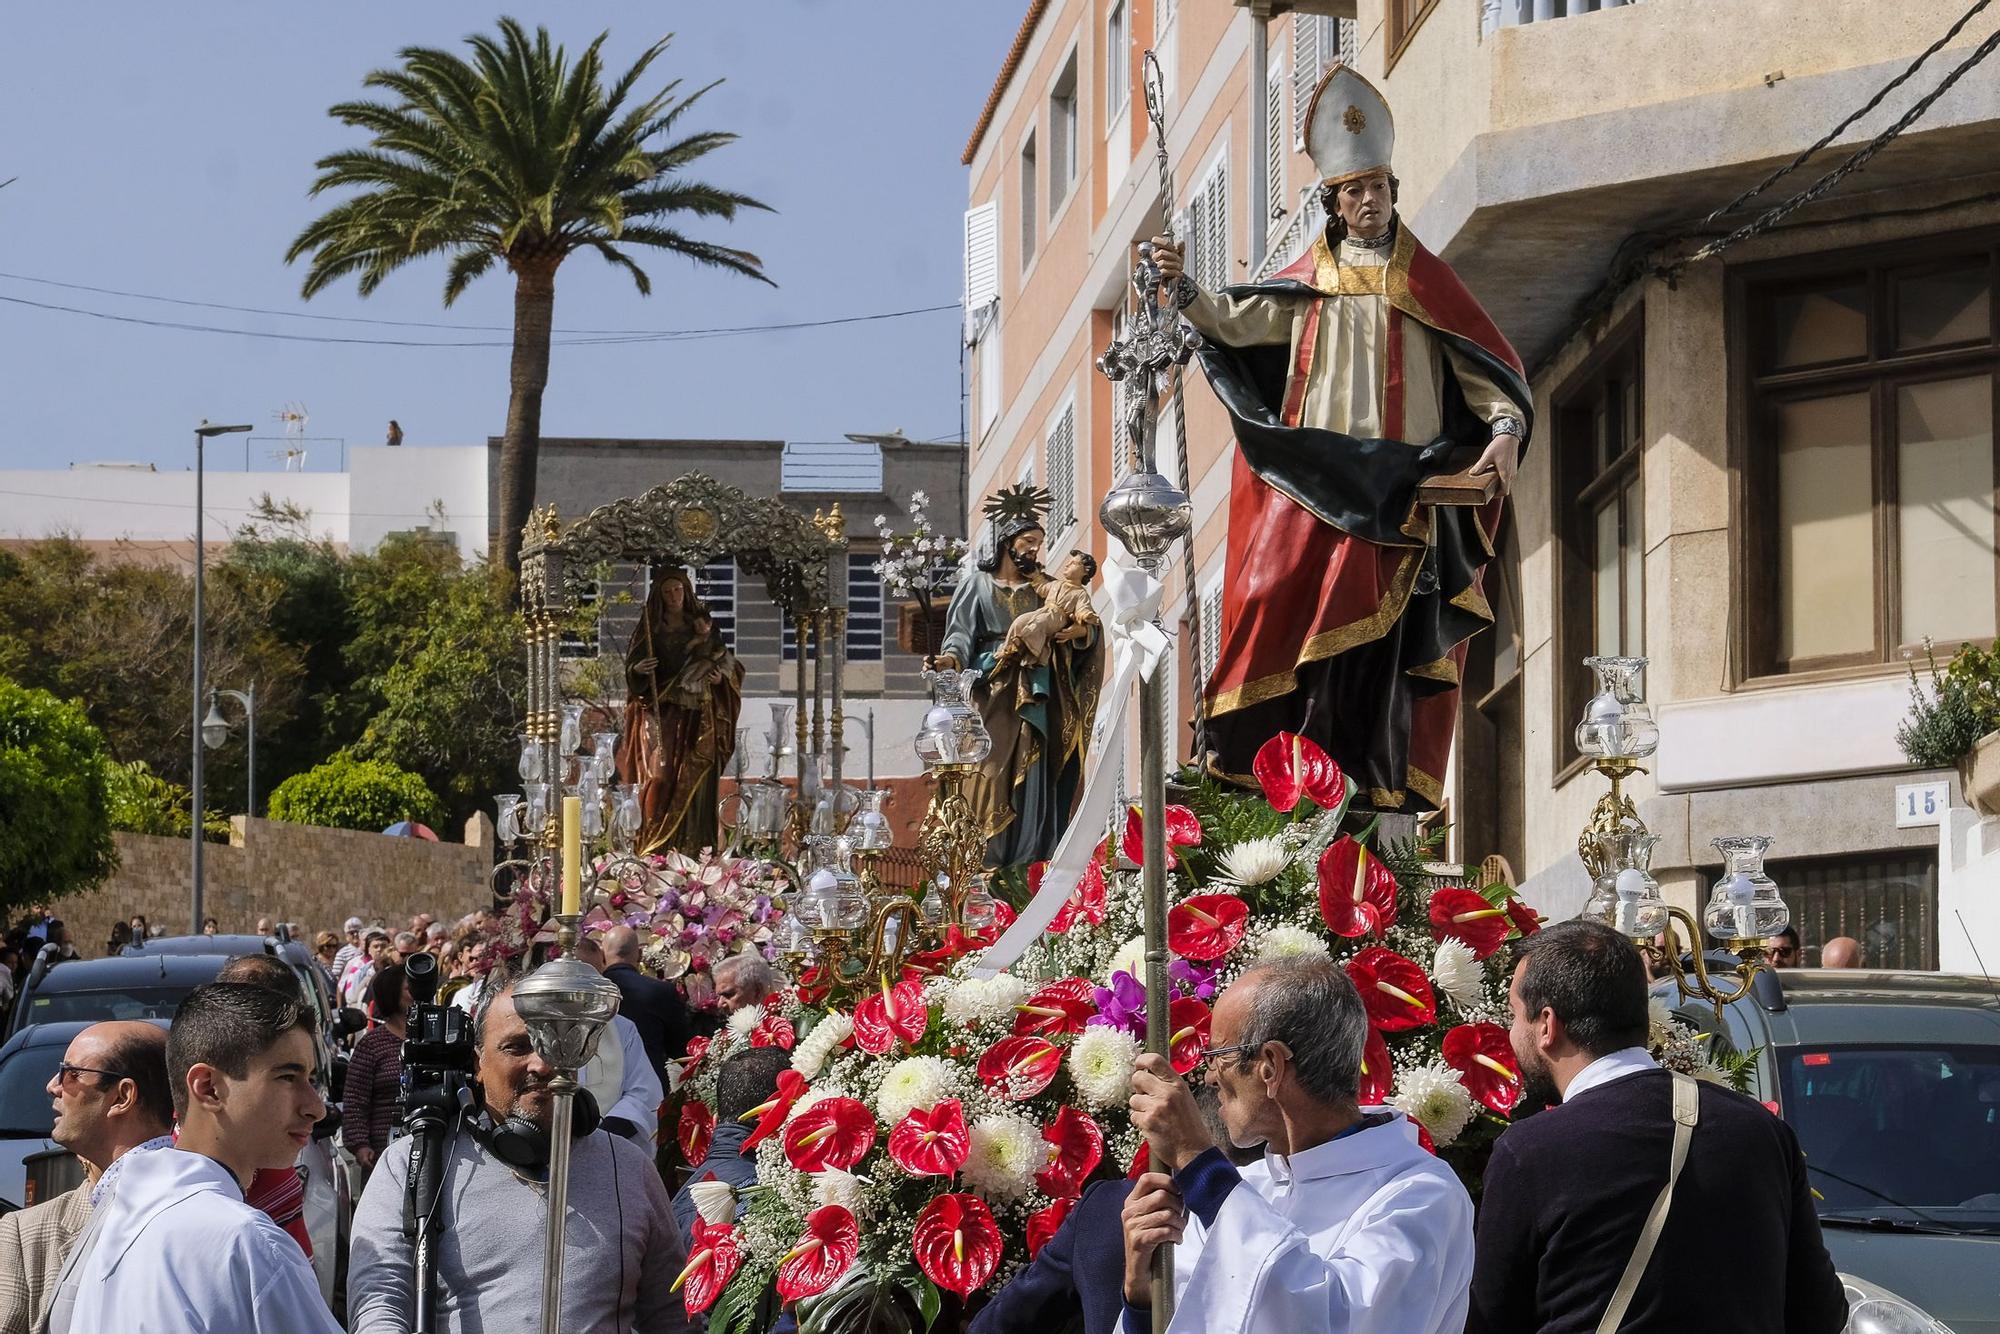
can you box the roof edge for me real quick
[963,0,1051,167]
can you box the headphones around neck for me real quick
[472,1087,602,1171]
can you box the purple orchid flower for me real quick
[1169,959,1219,1001]
[1088,970,1147,1036]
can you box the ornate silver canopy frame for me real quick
[518,472,853,817]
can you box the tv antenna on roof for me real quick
[270,402,309,472]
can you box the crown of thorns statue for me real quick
[982,483,1052,529]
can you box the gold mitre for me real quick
[1304,63,1394,187]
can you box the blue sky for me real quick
[0,2,1025,470]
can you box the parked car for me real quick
[1,938,358,1306]
[1666,967,2000,1333]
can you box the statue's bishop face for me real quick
[1333,171,1395,240]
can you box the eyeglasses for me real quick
[1192,1040,1260,1069]
[55,1062,127,1087]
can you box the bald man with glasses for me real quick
[0,1021,172,1334]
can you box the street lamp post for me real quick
[202,682,258,816]
[191,421,253,935]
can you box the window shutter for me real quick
[845,553,884,663]
[1200,583,1223,678]
[1045,400,1078,535]
[1265,58,1286,227]
[1336,17,1357,66]
[1291,15,1320,149]
[1195,155,1230,292]
[695,561,737,650]
[963,201,999,335]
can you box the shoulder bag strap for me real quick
[1595,1073,1700,1334]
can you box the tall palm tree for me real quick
[287,19,774,575]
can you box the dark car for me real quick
[1669,968,2000,1333]
[7,951,239,1037]
[0,1019,167,1211]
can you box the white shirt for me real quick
[1159,1112,1474,1334]
[581,1013,665,1134]
[1561,1046,1659,1103]
[72,1146,340,1334]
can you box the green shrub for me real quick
[1897,642,2000,768]
[0,678,117,912]
[267,753,442,832]
[105,760,231,840]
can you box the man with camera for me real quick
[346,970,691,1333]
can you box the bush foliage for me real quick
[1898,642,2000,768]
[267,753,443,832]
[0,678,117,913]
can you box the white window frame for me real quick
[1019,129,1039,272]
[976,317,1002,438]
[1104,0,1129,132]
[1049,48,1080,217]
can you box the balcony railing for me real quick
[1485,0,1641,30]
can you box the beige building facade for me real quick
[968,0,1998,968]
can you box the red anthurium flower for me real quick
[795,966,832,1008]
[1027,1198,1076,1258]
[1049,858,1109,933]
[1428,887,1513,960]
[852,975,929,1055]
[908,926,982,974]
[912,1193,1003,1297]
[1014,977,1097,1037]
[682,1036,712,1068]
[1167,893,1250,962]
[1443,1023,1522,1115]
[1252,731,1347,813]
[1126,1141,1150,1179]
[739,1069,809,1153]
[672,1215,742,1315]
[782,1097,878,1173]
[750,1014,796,1051]
[1504,895,1542,937]
[1357,1026,1393,1106]
[1122,804,1203,869]
[1317,837,1398,939]
[775,1205,860,1302]
[887,1099,971,1177]
[1167,998,1213,1075]
[1345,946,1437,1032]
[1035,1106,1104,1199]
[677,1099,715,1165]
[976,1035,1062,1101]
[1415,1121,1437,1155]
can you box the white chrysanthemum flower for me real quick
[687,1178,737,1225]
[1068,1026,1141,1110]
[963,1112,1040,1201]
[1692,1060,1730,1087]
[792,1013,853,1078]
[1219,836,1289,887]
[1430,939,1486,1011]
[727,1003,764,1037]
[1107,937,1146,984]
[942,973,1030,1028]
[812,1168,867,1217]
[874,1056,954,1126]
[1389,1063,1476,1147]
[1647,996,1675,1049]
[1256,925,1330,962]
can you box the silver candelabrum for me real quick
[509,918,624,1334]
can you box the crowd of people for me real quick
[0,900,1854,1333]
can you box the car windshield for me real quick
[0,1045,63,1137]
[22,988,188,1027]
[1781,1044,2000,1232]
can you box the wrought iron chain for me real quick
[1701,0,1996,225]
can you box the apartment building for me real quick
[965,0,1999,969]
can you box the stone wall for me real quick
[53,815,495,955]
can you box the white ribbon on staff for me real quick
[973,556,1169,978]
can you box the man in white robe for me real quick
[1123,956,1472,1334]
[71,982,340,1334]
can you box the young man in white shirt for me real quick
[71,982,341,1334]
[1123,955,1474,1334]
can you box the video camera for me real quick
[399,951,475,1334]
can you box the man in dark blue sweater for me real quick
[1468,919,1847,1333]
[670,1046,789,1240]
[600,926,691,1080]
